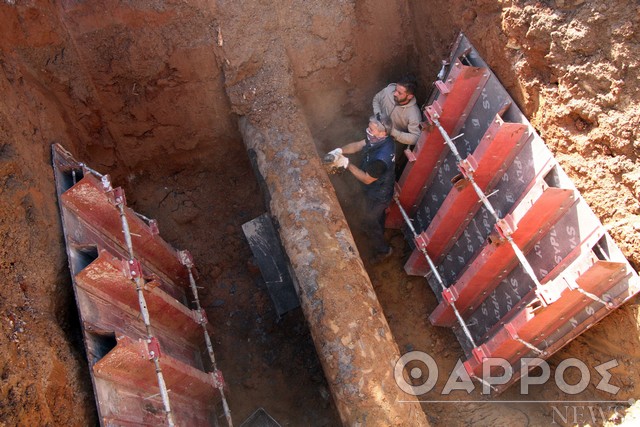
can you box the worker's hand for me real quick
[334,154,349,169]
[323,149,340,166]
[322,150,349,175]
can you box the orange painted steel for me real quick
[404,115,528,275]
[394,33,640,395]
[53,144,226,426]
[385,62,490,229]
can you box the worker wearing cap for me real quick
[325,115,395,262]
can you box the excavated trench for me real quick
[1,0,640,426]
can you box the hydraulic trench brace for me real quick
[179,251,234,427]
[393,193,477,345]
[568,280,614,309]
[115,193,176,427]
[393,193,498,393]
[429,117,544,293]
[79,162,104,178]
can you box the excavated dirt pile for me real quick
[1,0,639,426]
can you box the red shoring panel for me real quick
[96,381,218,427]
[429,182,577,327]
[53,144,227,425]
[495,272,638,395]
[74,250,203,344]
[400,34,640,397]
[60,174,189,288]
[93,335,219,400]
[93,336,220,426]
[74,267,202,370]
[403,116,528,276]
[463,257,629,391]
[386,62,490,228]
[461,219,609,373]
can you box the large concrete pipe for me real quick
[219,30,429,423]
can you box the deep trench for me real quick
[2,0,640,426]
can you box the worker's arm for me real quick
[347,163,377,185]
[390,118,421,146]
[340,139,366,155]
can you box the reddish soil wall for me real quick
[1,0,638,425]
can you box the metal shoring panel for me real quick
[411,32,552,280]
[73,250,203,348]
[431,137,554,285]
[429,181,577,327]
[463,257,632,386]
[60,173,190,288]
[408,33,640,394]
[179,251,234,427]
[412,72,513,234]
[463,200,605,346]
[427,114,545,301]
[113,186,175,427]
[385,62,490,229]
[493,272,640,394]
[403,115,528,276]
[52,144,226,425]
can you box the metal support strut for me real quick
[429,116,544,293]
[393,193,477,347]
[115,194,175,427]
[394,194,499,393]
[179,251,234,427]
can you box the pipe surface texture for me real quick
[238,115,428,427]
[218,24,429,423]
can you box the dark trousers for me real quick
[364,197,391,255]
[395,142,408,180]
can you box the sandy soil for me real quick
[0,0,639,426]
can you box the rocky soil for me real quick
[1,0,638,426]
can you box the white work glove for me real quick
[323,148,343,165]
[334,153,349,169]
[322,149,349,175]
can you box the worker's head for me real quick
[394,76,417,105]
[367,115,392,140]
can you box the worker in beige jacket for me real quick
[372,76,422,176]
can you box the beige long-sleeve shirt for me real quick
[372,83,422,146]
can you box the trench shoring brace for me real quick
[427,113,544,295]
[113,185,176,427]
[393,193,497,393]
[179,251,234,427]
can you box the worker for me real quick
[326,115,395,262]
[372,76,422,176]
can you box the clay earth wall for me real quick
[1,0,638,425]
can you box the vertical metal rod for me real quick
[393,194,477,348]
[513,337,545,356]
[394,195,517,393]
[575,287,612,308]
[116,201,175,427]
[596,243,610,261]
[182,257,233,427]
[79,162,103,178]
[431,117,543,291]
